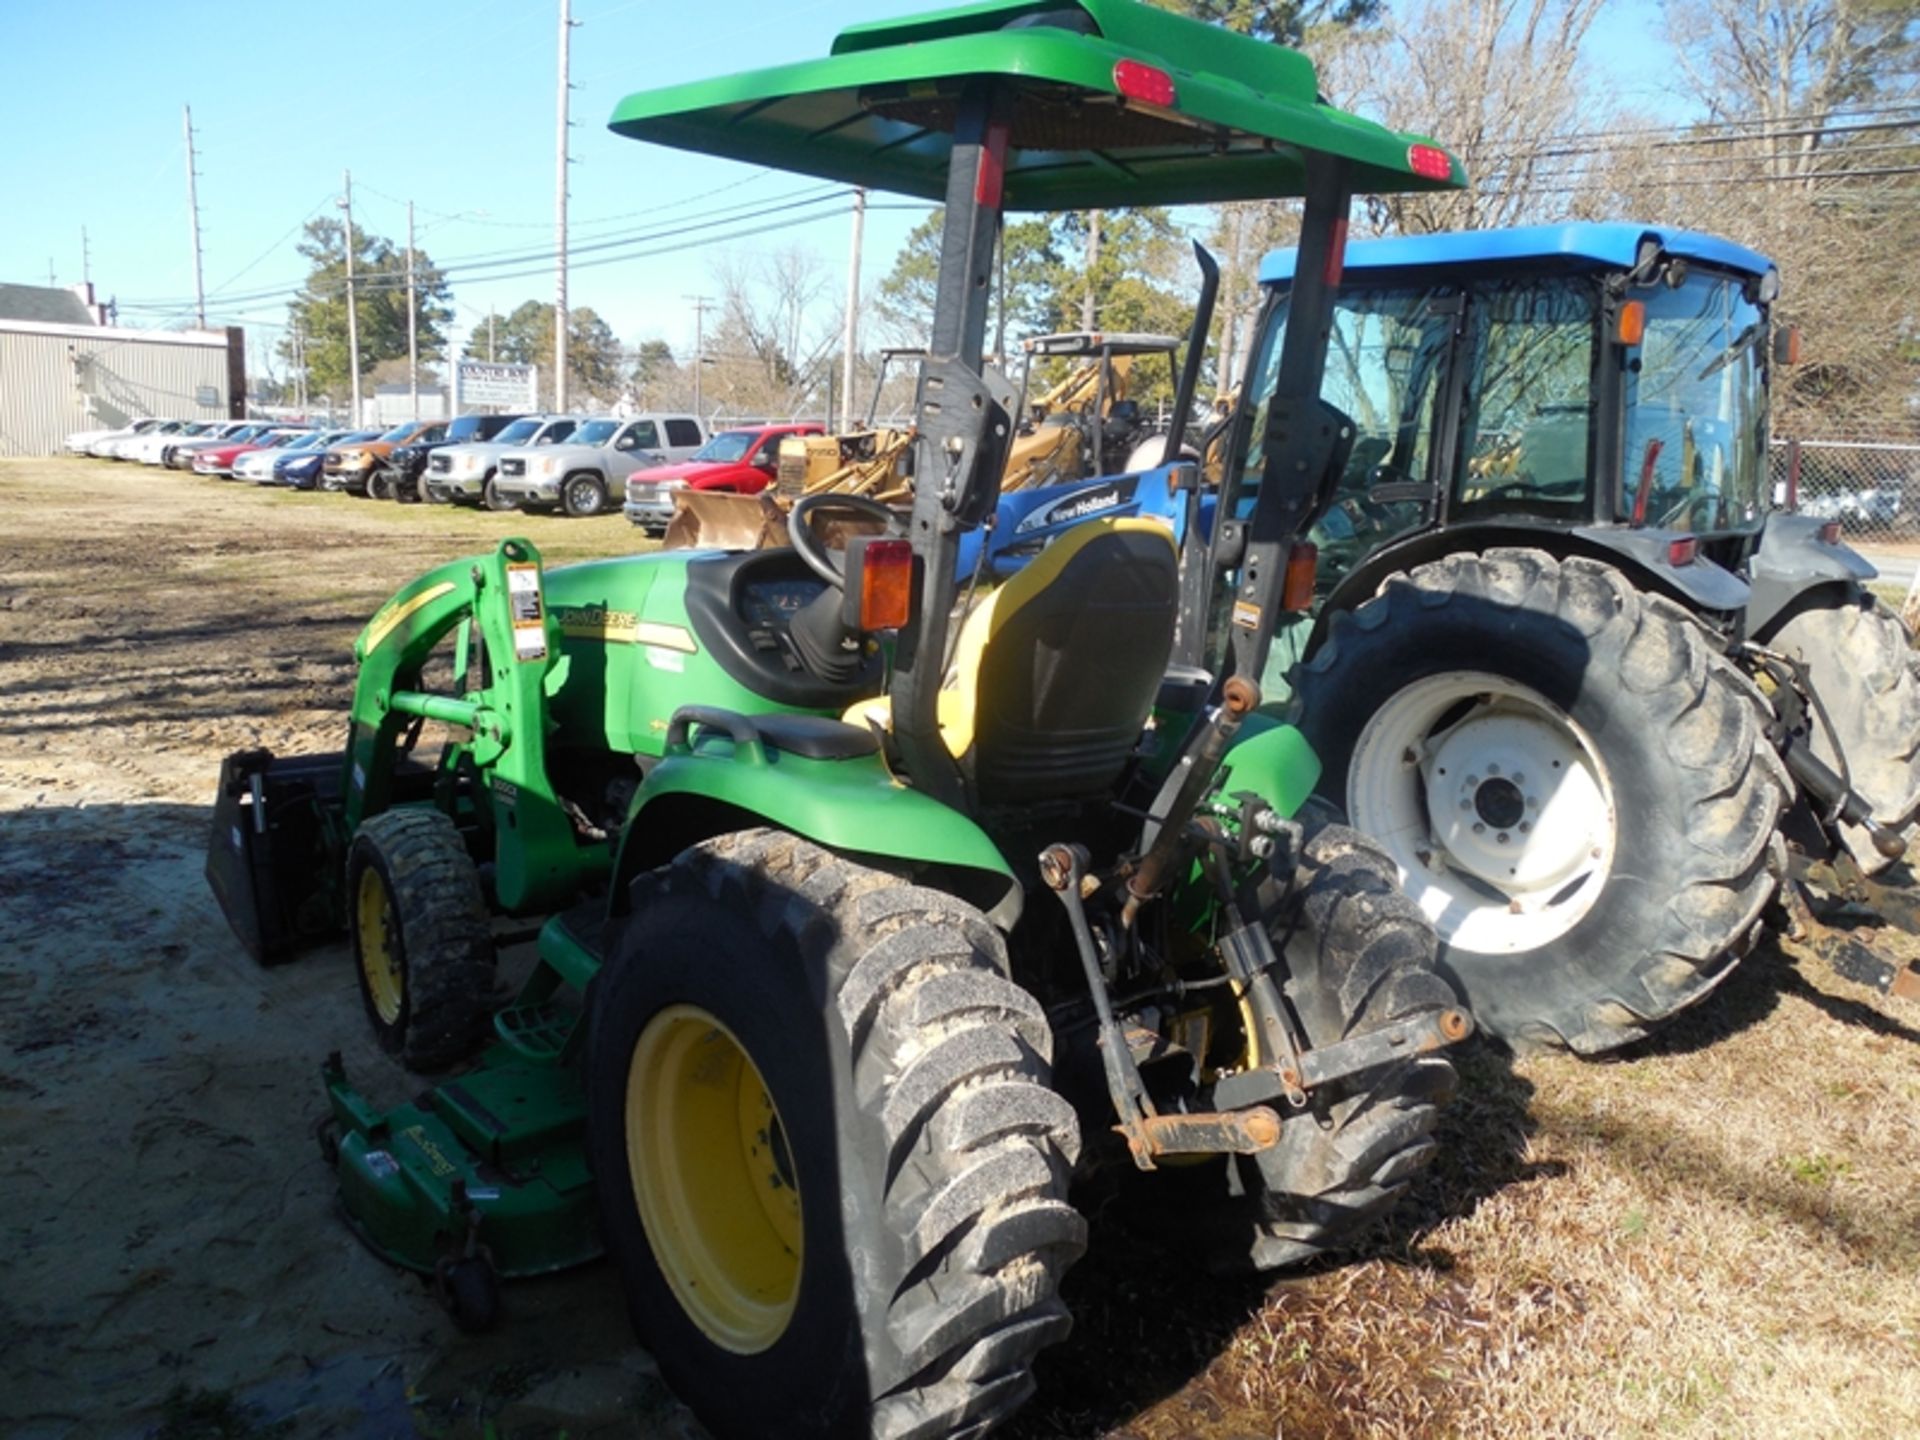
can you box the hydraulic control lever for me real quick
[1123,674,1261,926]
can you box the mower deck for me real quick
[323,1048,600,1279]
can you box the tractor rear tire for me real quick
[586,830,1084,1440]
[562,473,608,518]
[1765,593,1920,873]
[345,808,496,1073]
[1297,548,1789,1054]
[1223,819,1461,1270]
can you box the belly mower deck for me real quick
[319,910,608,1329]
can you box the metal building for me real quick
[0,281,242,457]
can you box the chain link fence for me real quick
[1772,434,1920,544]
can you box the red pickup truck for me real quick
[620,422,824,533]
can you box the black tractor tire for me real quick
[1765,593,1920,874]
[1297,548,1789,1054]
[1218,819,1462,1270]
[561,472,609,518]
[586,829,1084,1440]
[481,473,514,512]
[345,808,496,1072]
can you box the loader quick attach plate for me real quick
[206,748,346,964]
[323,1051,600,1278]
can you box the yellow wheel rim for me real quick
[627,1005,803,1355]
[355,867,405,1026]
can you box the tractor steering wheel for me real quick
[789,493,905,586]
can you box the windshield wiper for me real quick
[1697,322,1763,381]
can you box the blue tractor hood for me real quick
[1259,222,1775,286]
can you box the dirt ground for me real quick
[3,456,1918,1440]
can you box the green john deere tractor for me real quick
[206,3,1474,1433]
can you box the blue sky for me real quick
[0,0,1670,378]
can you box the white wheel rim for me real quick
[1348,671,1616,955]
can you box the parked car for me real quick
[127,420,226,466]
[610,411,706,462]
[191,428,308,478]
[421,415,581,508]
[235,430,337,483]
[1800,485,1905,528]
[490,416,668,516]
[322,420,448,496]
[280,431,380,490]
[92,419,186,459]
[621,423,825,533]
[381,412,529,503]
[68,417,167,455]
[164,421,278,469]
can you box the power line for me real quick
[115,185,854,309]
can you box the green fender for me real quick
[1216,715,1322,819]
[611,738,1021,926]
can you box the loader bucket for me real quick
[662,491,790,551]
[205,747,348,964]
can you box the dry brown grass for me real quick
[1010,936,1920,1440]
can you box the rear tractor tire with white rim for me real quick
[1296,547,1789,1055]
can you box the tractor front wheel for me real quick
[587,830,1084,1440]
[1297,548,1788,1054]
[1764,593,1920,873]
[1223,818,1462,1269]
[346,808,496,1072]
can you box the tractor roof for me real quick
[1259,223,1775,285]
[608,0,1463,211]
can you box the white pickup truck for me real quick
[489,416,669,516]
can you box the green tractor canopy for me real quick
[609,0,1461,209]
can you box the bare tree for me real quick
[1322,0,1612,232]
[707,246,843,418]
[1630,0,1920,427]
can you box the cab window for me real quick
[1452,278,1598,519]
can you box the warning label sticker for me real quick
[1232,598,1263,631]
[506,564,547,662]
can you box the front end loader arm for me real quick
[344,538,584,913]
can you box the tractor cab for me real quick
[1247,224,1810,630]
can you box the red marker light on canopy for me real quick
[1408,144,1453,181]
[1113,60,1176,107]
[1667,537,1697,567]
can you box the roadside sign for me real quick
[453,361,538,411]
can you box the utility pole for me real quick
[47,258,56,287]
[340,170,361,425]
[292,320,307,412]
[686,295,713,423]
[554,0,575,412]
[838,188,866,432]
[406,199,419,421]
[488,309,497,362]
[81,226,91,287]
[183,105,206,328]
[1081,209,1101,331]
